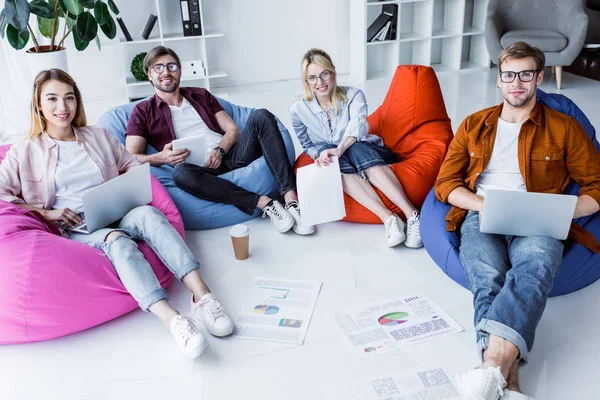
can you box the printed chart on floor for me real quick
[321,366,460,400]
[332,294,463,359]
[232,277,322,344]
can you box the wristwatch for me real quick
[213,146,226,158]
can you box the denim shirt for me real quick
[289,86,384,159]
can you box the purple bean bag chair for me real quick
[421,89,600,296]
[0,144,183,344]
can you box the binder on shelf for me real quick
[141,14,158,40]
[116,17,133,42]
[181,60,206,78]
[180,0,193,36]
[190,0,203,36]
[385,5,398,41]
[367,4,397,42]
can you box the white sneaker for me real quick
[454,366,507,400]
[191,293,234,337]
[262,200,294,233]
[383,214,405,247]
[285,201,315,235]
[502,390,532,400]
[404,210,423,248]
[170,315,208,359]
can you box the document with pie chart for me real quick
[332,294,463,359]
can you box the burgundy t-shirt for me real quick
[126,87,225,152]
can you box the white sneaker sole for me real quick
[404,239,423,248]
[185,337,209,359]
[274,217,294,233]
[292,224,315,235]
[206,323,234,338]
[387,234,405,247]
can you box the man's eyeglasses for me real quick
[152,63,180,74]
[306,70,333,86]
[498,70,539,83]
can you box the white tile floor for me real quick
[2,68,600,400]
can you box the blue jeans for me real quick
[459,211,563,363]
[318,141,397,176]
[68,205,200,311]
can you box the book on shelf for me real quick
[141,14,158,40]
[367,4,398,42]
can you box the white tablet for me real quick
[171,134,207,166]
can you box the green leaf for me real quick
[6,24,29,50]
[79,0,96,8]
[29,0,55,18]
[99,14,115,39]
[95,34,101,51]
[67,15,76,29]
[5,0,30,31]
[37,15,58,38]
[62,0,83,16]
[93,1,109,25]
[0,10,8,39]
[75,11,97,42]
[107,0,119,15]
[72,26,89,50]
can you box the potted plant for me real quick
[0,0,120,72]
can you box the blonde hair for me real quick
[29,69,87,138]
[301,48,348,115]
[498,41,546,72]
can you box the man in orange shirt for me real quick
[435,42,600,400]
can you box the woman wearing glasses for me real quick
[289,48,422,248]
[0,69,233,358]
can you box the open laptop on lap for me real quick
[480,189,577,240]
[67,163,152,234]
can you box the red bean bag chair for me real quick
[294,65,453,222]
[0,144,182,344]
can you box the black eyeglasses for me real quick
[498,70,539,83]
[152,63,180,74]
[306,70,333,86]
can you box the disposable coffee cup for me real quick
[229,224,250,260]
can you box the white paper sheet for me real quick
[232,277,322,344]
[353,249,423,291]
[249,251,356,289]
[297,157,346,226]
[321,366,460,400]
[332,294,463,359]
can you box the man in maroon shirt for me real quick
[125,46,314,235]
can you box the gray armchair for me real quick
[485,0,589,89]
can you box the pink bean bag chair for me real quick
[0,144,183,344]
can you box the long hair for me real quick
[29,69,87,138]
[300,48,348,115]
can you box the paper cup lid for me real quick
[229,224,249,237]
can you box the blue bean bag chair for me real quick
[421,89,600,297]
[97,97,295,230]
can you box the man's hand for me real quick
[204,149,222,169]
[315,148,341,167]
[44,208,83,227]
[161,142,190,166]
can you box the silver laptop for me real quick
[480,189,577,240]
[68,163,152,234]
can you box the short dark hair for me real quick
[143,46,181,74]
[498,41,546,71]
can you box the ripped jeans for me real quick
[68,205,200,311]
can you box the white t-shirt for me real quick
[169,98,223,153]
[475,118,526,196]
[52,139,104,212]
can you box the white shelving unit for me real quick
[117,0,226,100]
[350,0,490,82]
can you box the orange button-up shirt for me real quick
[434,102,600,253]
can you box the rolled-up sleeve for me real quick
[290,107,319,159]
[434,119,470,203]
[0,147,25,204]
[565,118,600,207]
[343,89,369,141]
